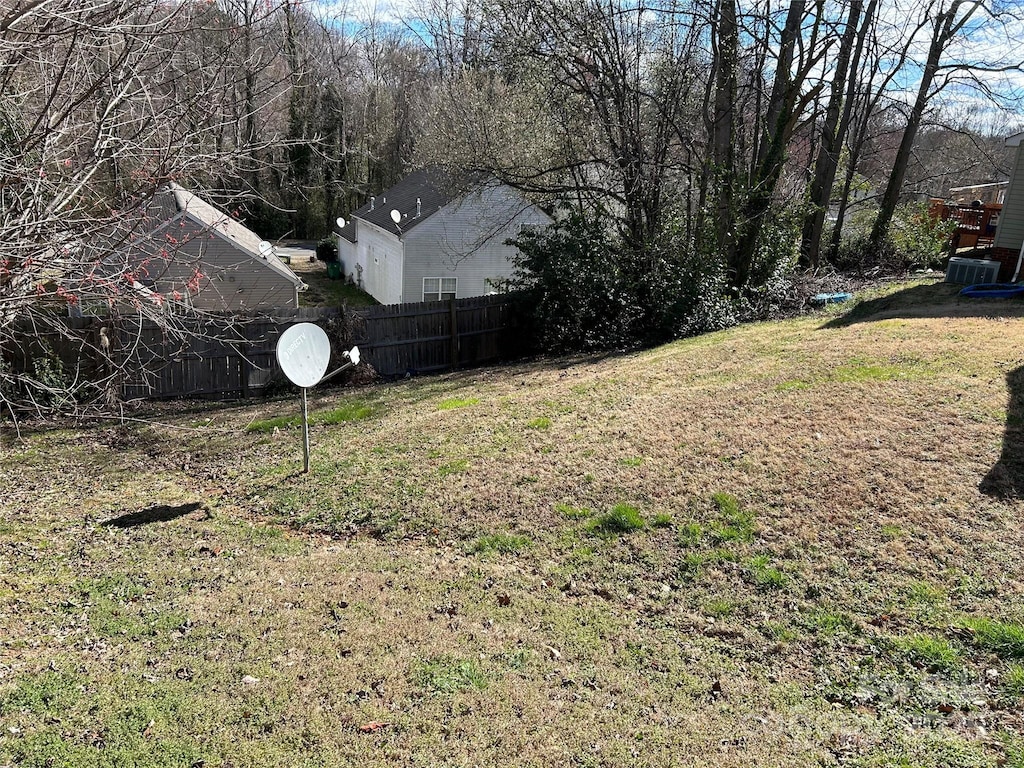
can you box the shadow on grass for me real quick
[819,281,1024,329]
[981,365,1024,499]
[102,502,206,528]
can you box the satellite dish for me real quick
[345,346,360,366]
[336,217,346,229]
[276,323,331,388]
[390,209,401,225]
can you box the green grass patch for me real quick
[526,417,552,430]
[775,380,812,392]
[705,599,735,618]
[677,522,704,547]
[710,492,755,543]
[775,356,936,392]
[881,523,906,539]
[833,361,909,383]
[247,401,378,433]
[470,533,530,555]
[556,503,592,520]
[438,397,479,410]
[651,512,673,528]
[746,554,788,589]
[0,670,82,716]
[620,457,643,467]
[412,656,488,694]
[297,267,378,308]
[588,503,645,535]
[895,633,960,672]
[959,617,1024,658]
[907,580,946,608]
[438,459,469,477]
[1002,664,1024,701]
[761,621,800,643]
[807,608,857,636]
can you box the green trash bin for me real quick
[326,261,342,280]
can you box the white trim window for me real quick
[423,276,456,301]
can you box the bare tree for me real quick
[0,1,289,419]
[799,0,874,269]
[868,0,1021,250]
[420,0,706,257]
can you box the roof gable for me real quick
[156,183,302,287]
[1007,131,1024,147]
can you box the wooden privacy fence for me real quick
[10,294,523,400]
[118,308,337,400]
[356,294,521,377]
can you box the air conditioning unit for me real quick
[946,257,1000,285]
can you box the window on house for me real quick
[423,277,456,302]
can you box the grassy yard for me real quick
[3,277,1024,767]
[288,253,377,309]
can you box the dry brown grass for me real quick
[3,277,1024,767]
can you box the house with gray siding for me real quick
[336,169,551,305]
[991,132,1024,280]
[123,184,305,312]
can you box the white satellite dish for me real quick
[276,323,331,388]
[258,240,273,258]
[390,209,402,225]
[336,217,346,229]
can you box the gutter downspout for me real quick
[1014,240,1024,283]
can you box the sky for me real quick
[307,0,1024,129]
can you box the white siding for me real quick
[341,219,404,304]
[995,143,1024,252]
[401,185,550,302]
[338,234,358,282]
[134,217,297,311]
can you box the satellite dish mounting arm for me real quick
[318,346,361,385]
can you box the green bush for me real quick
[832,203,954,273]
[509,207,737,353]
[315,238,339,263]
[510,208,645,352]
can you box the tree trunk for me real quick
[799,0,866,269]
[709,0,738,264]
[730,0,804,288]
[868,0,980,251]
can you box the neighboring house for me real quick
[992,132,1024,280]
[336,168,551,305]
[120,183,305,312]
[949,181,1008,206]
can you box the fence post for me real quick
[449,297,458,370]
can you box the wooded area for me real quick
[1,0,1023,414]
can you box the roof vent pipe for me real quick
[416,198,421,217]
[370,196,375,211]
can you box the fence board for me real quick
[6,294,521,401]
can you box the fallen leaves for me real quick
[358,720,389,733]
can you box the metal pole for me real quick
[301,386,310,474]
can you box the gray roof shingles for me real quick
[338,168,468,241]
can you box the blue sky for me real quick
[308,0,1024,128]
